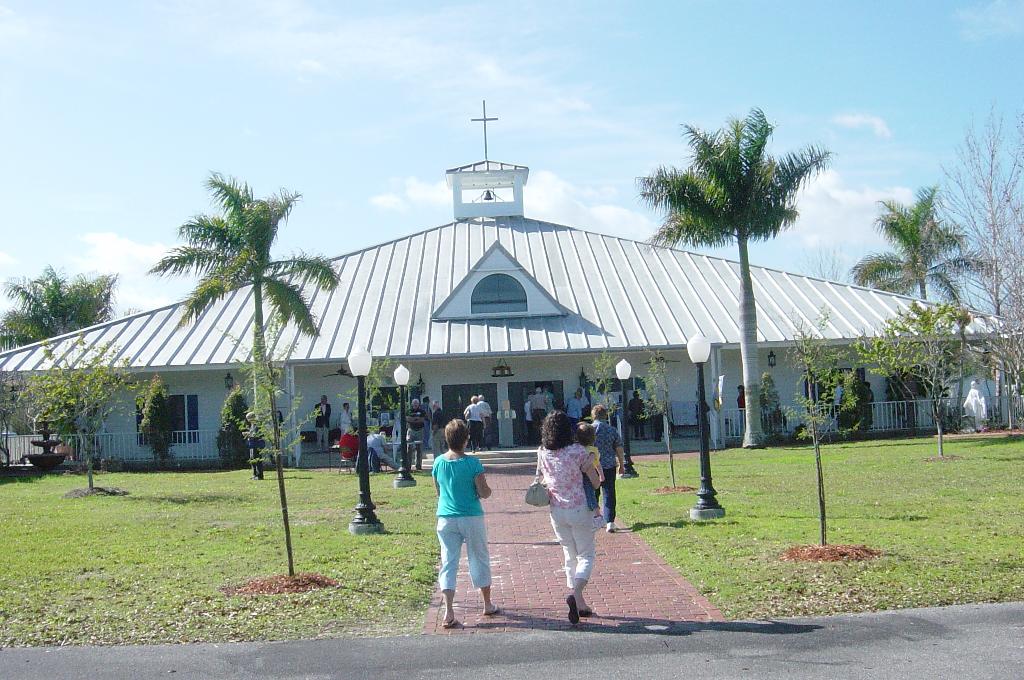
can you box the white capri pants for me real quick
[549,504,596,587]
[436,515,492,591]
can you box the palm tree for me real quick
[639,108,830,448]
[851,186,975,301]
[1,266,117,347]
[151,172,339,576]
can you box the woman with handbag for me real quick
[432,419,500,628]
[534,411,602,624]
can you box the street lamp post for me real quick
[393,364,416,488]
[616,358,638,478]
[347,347,383,535]
[687,334,725,520]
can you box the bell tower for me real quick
[446,160,529,219]
[446,100,529,219]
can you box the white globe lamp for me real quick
[687,334,712,364]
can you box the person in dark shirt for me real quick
[431,401,446,458]
[407,398,429,471]
[628,390,645,440]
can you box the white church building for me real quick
[0,158,993,467]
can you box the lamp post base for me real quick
[393,476,417,488]
[348,519,384,535]
[689,507,725,521]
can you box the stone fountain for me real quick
[27,421,67,471]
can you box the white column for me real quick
[710,346,722,450]
[285,363,299,466]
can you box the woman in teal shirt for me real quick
[432,419,499,628]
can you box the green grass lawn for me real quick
[619,436,1024,619]
[0,469,439,646]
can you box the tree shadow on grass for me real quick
[630,519,742,531]
[125,492,251,505]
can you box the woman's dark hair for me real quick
[445,419,470,452]
[541,410,575,451]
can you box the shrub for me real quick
[217,387,249,468]
[138,375,173,469]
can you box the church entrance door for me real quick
[508,380,564,446]
[440,383,499,447]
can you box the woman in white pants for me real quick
[433,419,499,628]
[536,411,602,624]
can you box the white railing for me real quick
[719,395,1024,443]
[2,430,220,465]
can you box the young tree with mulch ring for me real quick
[859,303,973,459]
[24,339,134,493]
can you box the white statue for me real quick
[962,380,987,432]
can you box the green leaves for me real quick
[1,267,118,347]
[639,107,830,248]
[851,186,979,301]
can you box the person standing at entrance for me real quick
[314,395,332,452]
[536,411,602,624]
[628,390,645,440]
[592,404,626,533]
[476,394,492,450]
[529,387,547,445]
[464,396,484,453]
[566,388,587,429]
[431,400,446,459]
[433,419,498,628]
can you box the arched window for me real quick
[471,273,528,314]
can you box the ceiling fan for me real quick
[321,366,352,378]
[644,353,681,365]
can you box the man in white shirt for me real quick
[476,394,492,450]
[463,396,484,453]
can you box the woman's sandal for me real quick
[441,618,461,629]
[483,606,501,617]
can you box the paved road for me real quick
[2,603,1022,680]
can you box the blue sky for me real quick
[0,0,1021,313]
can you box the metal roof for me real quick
[446,160,529,173]
[0,217,995,371]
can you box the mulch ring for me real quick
[780,544,883,562]
[652,485,698,494]
[221,573,339,597]
[64,486,129,498]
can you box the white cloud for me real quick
[369,177,449,212]
[368,169,657,241]
[784,169,914,250]
[370,193,405,211]
[69,232,187,313]
[832,113,892,139]
[956,0,1024,39]
[524,170,656,241]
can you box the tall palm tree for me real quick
[851,186,975,301]
[1,266,118,347]
[151,172,339,373]
[151,172,339,577]
[639,108,830,448]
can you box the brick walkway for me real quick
[424,463,724,634]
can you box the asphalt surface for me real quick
[2,602,1022,680]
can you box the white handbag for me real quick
[525,478,550,506]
